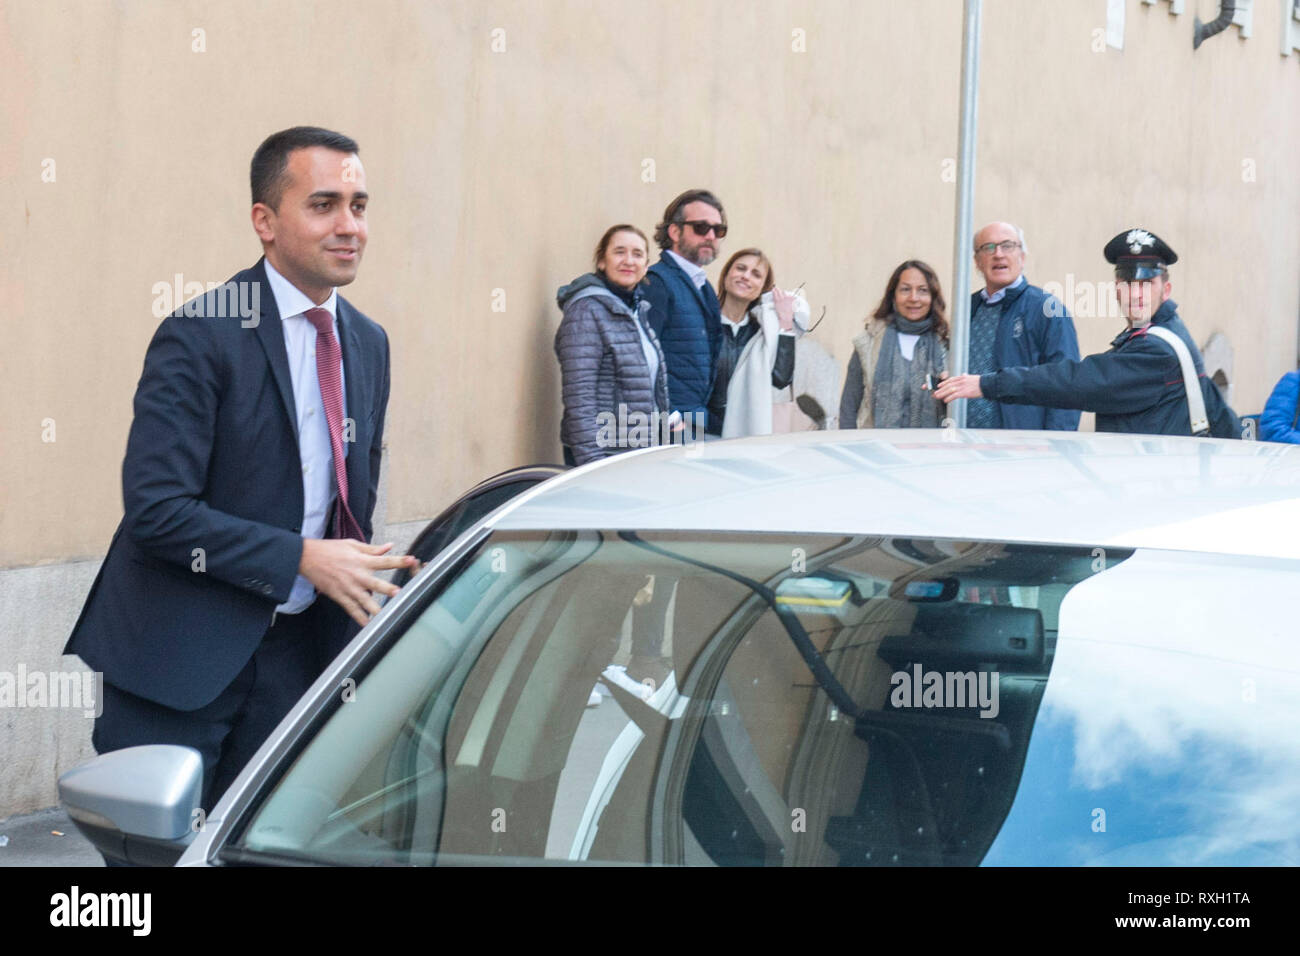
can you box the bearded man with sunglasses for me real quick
[645,189,729,439]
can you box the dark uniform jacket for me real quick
[979,300,1224,436]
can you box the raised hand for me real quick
[772,287,796,331]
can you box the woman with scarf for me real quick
[838,260,949,429]
[555,224,669,465]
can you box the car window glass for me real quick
[231,532,1128,866]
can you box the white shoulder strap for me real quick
[1146,326,1209,435]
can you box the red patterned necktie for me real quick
[304,307,364,541]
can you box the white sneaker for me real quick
[586,687,603,707]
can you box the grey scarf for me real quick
[871,313,947,427]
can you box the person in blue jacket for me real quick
[1260,370,1300,443]
[936,228,1239,438]
[644,189,727,439]
[964,221,1082,430]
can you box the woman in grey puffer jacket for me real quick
[555,224,670,465]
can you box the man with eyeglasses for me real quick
[645,189,728,438]
[936,228,1240,438]
[962,221,1081,430]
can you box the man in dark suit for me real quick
[65,127,415,814]
[644,189,727,439]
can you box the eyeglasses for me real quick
[975,240,1022,255]
[679,220,728,238]
[789,282,829,333]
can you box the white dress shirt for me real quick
[667,249,710,290]
[263,259,347,615]
[980,272,1026,305]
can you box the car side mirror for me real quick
[58,745,203,866]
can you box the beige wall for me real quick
[3,0,1299,568]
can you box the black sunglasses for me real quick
[679,220,728,238]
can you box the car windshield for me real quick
[231,530,1126,866]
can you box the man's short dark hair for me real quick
[654,188,726,251]
[250,126,360,211]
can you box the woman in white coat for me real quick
[707,248,810,437]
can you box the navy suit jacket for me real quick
[65,259,390,711]
[644,253,722,418]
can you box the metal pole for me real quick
[948,0,981,428]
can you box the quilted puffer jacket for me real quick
[554,273,669,464]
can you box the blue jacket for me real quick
[645,253,722,416]
[1260,370,1300,443]
[982,300,1233,437]
[969,280,1081,430]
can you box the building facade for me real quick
[2,0,1298,815]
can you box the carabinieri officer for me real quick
[935,228,1223,436]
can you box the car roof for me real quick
[493,430,1300,561]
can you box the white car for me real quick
[60,430,1300,866]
